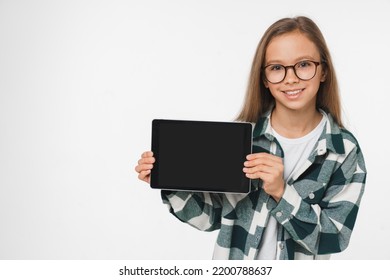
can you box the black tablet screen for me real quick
[150,119,252,193]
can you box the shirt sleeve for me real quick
[161,191,223,232]
[270,140,367,254]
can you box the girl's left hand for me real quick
[243,153,285,202]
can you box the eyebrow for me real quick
[265,55,319,65]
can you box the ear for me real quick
[320,68,327,82]
[263,78,269,88]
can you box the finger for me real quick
[138,151,155,165]
[246,153,282,163]
[244,158,282,168]
[246,152,267,160]
[243,165,275,175]
[244,158,269,168]
[135,163,154,173]
[137,158,155,166]
[245,170,276,181]
[138,170,151,181]
[243,163,280,176]
[245,171,265,180]
[141,151,154,158]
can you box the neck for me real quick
[271,106,322,138]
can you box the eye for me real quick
[297,61,313,68]
[268,64,284,71]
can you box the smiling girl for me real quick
[135,16,367,259]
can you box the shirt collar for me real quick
[252,109,273,140]
[317,111,345,155]
[252,109,345,155]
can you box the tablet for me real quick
[150,119,252,193]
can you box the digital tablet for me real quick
[150,119,253,193]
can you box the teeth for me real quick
[285,89,302,95]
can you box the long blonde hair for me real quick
[236,16,343,127]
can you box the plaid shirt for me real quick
[161,111,366,259]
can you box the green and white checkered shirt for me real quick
[161,111,366,259]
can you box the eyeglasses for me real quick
[263,60,322,84]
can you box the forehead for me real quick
[265,31,320,63]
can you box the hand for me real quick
[243,153,285,202]
[135,151,155,184]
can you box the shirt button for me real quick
[279,243,285,250]
[308,193,315,199]
[276,211,283,218]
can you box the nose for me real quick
[284,66,299,84]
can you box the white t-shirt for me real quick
[256,114,326,259]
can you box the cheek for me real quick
[310,72,324,89]
[266,85,279,98]
[309,79,322,97]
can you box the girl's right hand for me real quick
[134,151,155,184]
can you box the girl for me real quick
[135,16,366,260]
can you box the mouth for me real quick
[282,88,304,97]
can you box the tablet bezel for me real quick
[150,119,253,193]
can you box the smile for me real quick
[283,89,304,96]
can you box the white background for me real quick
[0,0,389,260]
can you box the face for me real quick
[263,31,326,113]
